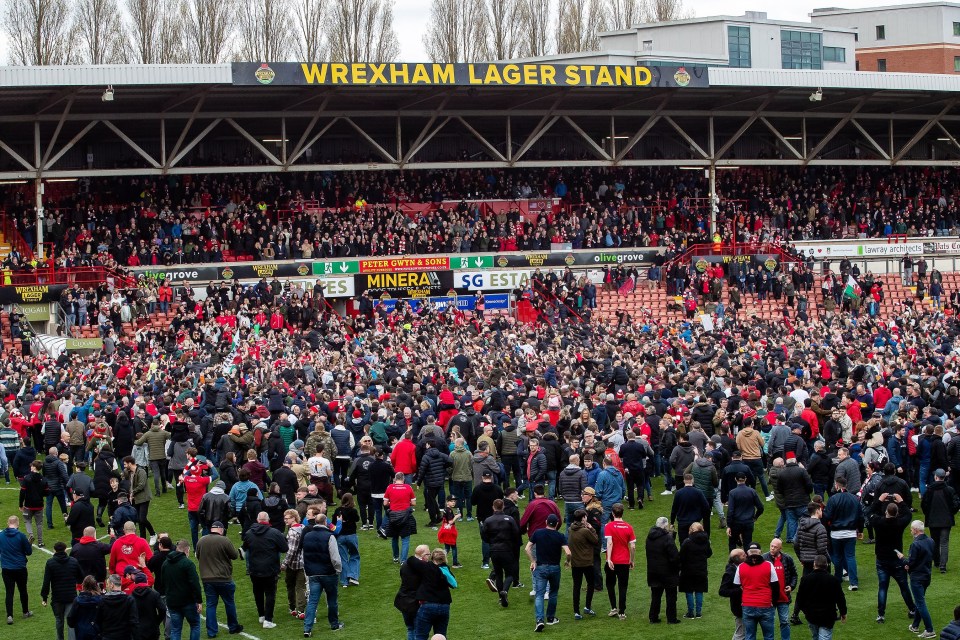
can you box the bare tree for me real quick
[555,0,606,53]
[75,0,129,64]
[292,0,325,61]
[3,0,75,65]
[424,0,486,63]
[483,0,523,60]
[641,0,689,22]
[236,0,293,61]
[183,0,236,63]
[127,0,190,63]
[518,0,552,57]
[605,0,641,29]
[328,0,400,63]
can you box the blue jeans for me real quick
[774,602,791,640]
[784,506,806,543]
[337,534,360,584]
[564,501,583,533]
[830,537,858,587]
[533,564,561,622]
[744,459,770,496]
[808,623,833,640]
[876,560,915,616]
[203,581,240,637]
[919,461,930,496]
[685,591,703,615]
[45,491,67,527]
[910,579,933,632]
[413,602,450,640]
[743,605,776,640]
[477,522,490,564]
[812,483,827,500]
[188,511,201,549]
[450,480,472,517]
[545,470,557,499]
[775,509,786,540]
[170,604,201,640]
[391,535,410,561]
[304,574,339,632]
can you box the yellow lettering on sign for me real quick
[484,65,503,84]
[636,66,652,86]
[467,64,482,84]
[351,63,367,84]
[615,66,632,85]
[523,65,538,84]
[433,63,454,84]
[390,63,409,83]
[541,65,556,85]
[503,64,521,85]
[368,272,430,288]
[579,65,596,84]
[565,66,580,85]
[596,66,613,86]
[330,63,348,84]
[301,63,328,84]
[369,63,387,83]
[412,64,431,83]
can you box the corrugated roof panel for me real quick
[709,68,960,92]
[0,64,232,87]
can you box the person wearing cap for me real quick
[161,540,203,640]
[195,522,242,637]
[727,472,765,552]
[734,542,778,640]
[41,540,83,640]
[902,520,936,638]
[66,488,95,546]
[920,467,959,574]
[525,512,570,632]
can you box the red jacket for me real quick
[109,533,153,576]
[519,497,561,540]
[390,438,418,475]
[183,474,211,512]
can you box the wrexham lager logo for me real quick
[255,64,276,85]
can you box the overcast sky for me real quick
[0,0,940,64]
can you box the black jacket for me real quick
[868,505,913,563]
[96,590,140,640]
[906,534,935,584]
[160,550,203,608]
[678,530,712,593]
[130,585,166,640]
[241,522,289,577]
[71,538,111,583]
[417,447,451,489]
[720,462,755,502]
[66,497,96,541]
[481,512,521,553]
[763,551,798,603]
[775,463,813,508]
[670,485,710,526]
[645,526,679,588]
[793,517,828,565]
[806,452,833,486]
[795,569,846,628]
[920,479,960,528]
[718,560,743,617]
[41,552,84,603]
[727,484,764,526]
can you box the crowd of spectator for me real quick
[2,166,960,272]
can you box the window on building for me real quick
[823,46,846,63]
[728,25,751,68]
[876,25,886,40]
[954,56,960,71]
[642,40,653,51]
[780,30,823,69]
[954,21,960,36]
[878,58,887,72]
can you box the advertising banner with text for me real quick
[355,271,455,298]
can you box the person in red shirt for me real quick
[390,431,417,482]
[843,393,862,426]
[183,471,211,549]
[109,520,153,576]
[800,400,819,442]
[381,472,417,561]
[604,503,636,619]
[734,542,778,640]
[519,484,562,542]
